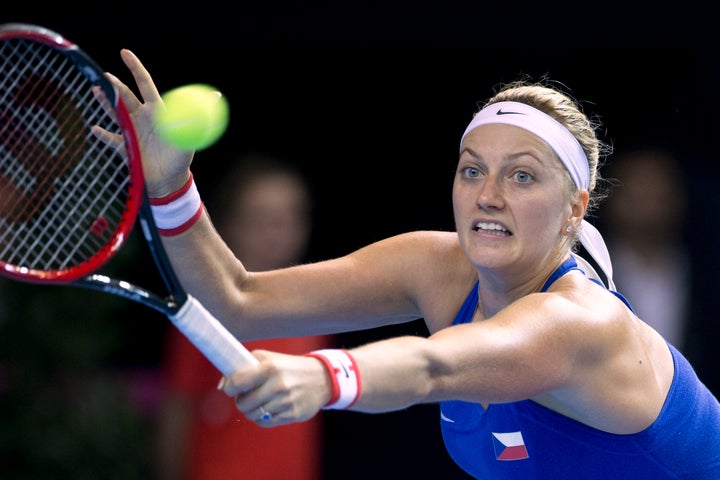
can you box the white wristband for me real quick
[306,349,362,410]
[149,174,203,236]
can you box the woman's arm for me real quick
[105,50,457,339]
[223,288,593,422]
[223,278,648,432]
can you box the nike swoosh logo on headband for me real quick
[496,108,526,115]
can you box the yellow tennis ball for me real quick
[154,84,229,151]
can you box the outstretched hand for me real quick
[218,350,331,427]
[95,49,194,198]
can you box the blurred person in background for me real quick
[154,152,333,480]
[600,143,720,396]
[601,145,690,349]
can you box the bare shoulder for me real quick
[516,275,648,363]
[352,230,467,271]
[349,231,477,330]
[365,230,461,251]
[525,274,674,433]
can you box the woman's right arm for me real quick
[106,49,461,341]
[163,214,451,340]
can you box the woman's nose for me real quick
[476,176,504,209]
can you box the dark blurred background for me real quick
[1,3,718,479]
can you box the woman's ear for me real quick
[569,189,589,230]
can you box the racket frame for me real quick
[0,22,258,373]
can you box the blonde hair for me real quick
[482,79,611,214]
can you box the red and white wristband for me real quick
[149,173,203,236]
[305,349,362,410]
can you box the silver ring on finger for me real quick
[258,406,272,421]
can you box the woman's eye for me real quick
[513,171,534,183]
[463,167,481,178]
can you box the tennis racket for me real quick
[0,22,257,375]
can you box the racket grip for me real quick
[169,295,259,375]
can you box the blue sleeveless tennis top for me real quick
[439,256,720,479]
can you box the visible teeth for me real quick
[475,222,506,232]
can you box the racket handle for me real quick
[170,295,259,375]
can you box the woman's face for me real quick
[225,174,311,271]
[453,123,578,275]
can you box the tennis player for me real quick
[108,48,720,479]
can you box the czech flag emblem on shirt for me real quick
[492,431,529,460]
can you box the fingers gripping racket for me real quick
[0,23,257,375]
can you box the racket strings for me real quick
[3,57,86,221]
[0,37,133,274]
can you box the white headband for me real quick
[459,101,615,290]
[460,101,590,189]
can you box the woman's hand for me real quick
[218,350,331,427]
[97,49,194,198]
